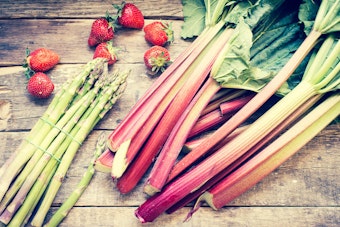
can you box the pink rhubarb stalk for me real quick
[116,28,234,192]
[166,94,322,215]
[134,29,322,223]
[188,93,254,139]
[196,93,339,210]
[161,29,321,187]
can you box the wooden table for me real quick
[0,1,339,226]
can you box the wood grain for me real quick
[0,0,339,226]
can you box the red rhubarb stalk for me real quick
[182,125,248,154]
[164,29,321,184]
[166,94,322,215]
[134,32,339,223]
[143,28,236,194]
[201,89,239,115]
[94,149,114,173]
[187,93,254,139]
[106,23,225,152]
[196,93,339,210]
[115,28,234,190]
[112,70,193,178]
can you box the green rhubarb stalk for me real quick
[134,34,340,223]
[44,133,106,227]
[30,71,128,227]
[197,92,340,210]
[0,58,106,202]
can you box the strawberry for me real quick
[143,46,171,74]
[114,2,144,29]
[93,41,118,65]
[144,21,174,46]
[27,72,54,99]
[24,48,59,77]
[88,17,114,47]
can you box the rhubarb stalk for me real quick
[196,92,339,210]
[167,93,322,216]
[134,12,340,222]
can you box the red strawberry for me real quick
[24,48,59,76]
[144,21,174,46]
[88,17,114,47]
[93,41,118,65]
[114,2,144,29]
[27,72,54,99]
[143,46,171,74]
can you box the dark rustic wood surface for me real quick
[0,1,339,226]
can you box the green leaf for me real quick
[212,19,253,89]
[298,0,320,35]
[181,0,206,39]
[213,4,306,96]
[223,1,254,26]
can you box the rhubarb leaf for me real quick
[213,4,306,95]
[298,0,320,35]
[181,0,206,38]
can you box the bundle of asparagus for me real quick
[0,58,129,226]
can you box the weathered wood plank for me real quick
[0,127,338,207]
[0,1,339,226]
[0,19,189,66]
[0,17,190,131]
[44,207,340,227]
[0,63,156,131]
[0,0,183,19]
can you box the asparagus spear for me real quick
[44,132,107,227]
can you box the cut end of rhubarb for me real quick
[94,161,112,173]
[135,209,147,223]
[143,183,160,196]
[111,139,131,178]
[196,191,217,210]
[94,149,115,173]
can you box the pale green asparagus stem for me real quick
[71,59,106,104]
[0,58,106,202]
[44,133,106,227]
[0,91,94,216]
[0,91,99,224]
[7,103,97,227]
[0,80,70,179]
[6,165,58,227]
[30,70,129,227]
[0,63,108,224]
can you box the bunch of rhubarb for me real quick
[0,58,129,226]
[134,0,340,222]
[96,0,304,192]
[93,0,338,223]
